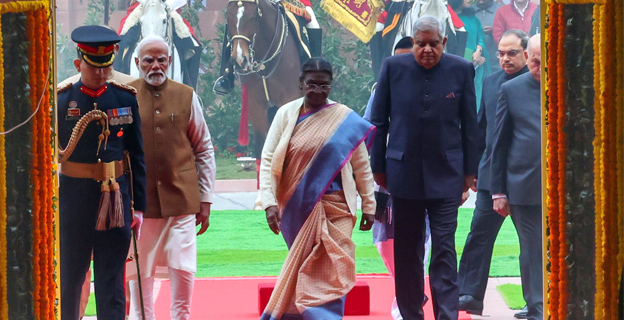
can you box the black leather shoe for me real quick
[459,295,483,315]
[213,76,233,95]
[514,305,529,319]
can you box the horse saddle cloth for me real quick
[283,9,313,67]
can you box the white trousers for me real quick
[129,267,195,320]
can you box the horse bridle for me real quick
[137,1,177,77]
[227,0,289,77]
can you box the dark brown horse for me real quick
[226,0,302,156]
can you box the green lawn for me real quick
[196,208,521,277]
[497,284,525,309]
[215,156,257,180]
[209,160,521,276]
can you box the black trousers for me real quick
[60,175,132,320]
[510,205,543,320]
[393,197,461,320]
[457,189,505,302]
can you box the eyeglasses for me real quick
[304,82,332,92]
[496,49,523,58]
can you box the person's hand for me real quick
[472,51,486,67]
[131,211,143,239]
[483,25,493,34]
[493,197,511,217]
[471,179,478,192]
[196,202,211,235]
[359,214,375,231]
[265,205,281,235]
[472,50,483,65]
[463,175,476,192]
[373,173,387,190]
[461,191,470,206]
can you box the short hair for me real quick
[528,33,540,55]
[394,37,413,52]
[500,29,530,50]
[412,16,445,39]
[135,34,171,57]
[299,57,333,82]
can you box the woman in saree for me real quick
[259,57,376,320]
[451,0,492,110]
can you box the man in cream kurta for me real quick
[127,35,216,320]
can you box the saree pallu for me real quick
[260,103,375,320]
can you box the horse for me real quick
[114,0,202,88]
[225,0,303,158]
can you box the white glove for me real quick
[131,211,144,240]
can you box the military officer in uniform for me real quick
[57,25,146,320]
[58,28,137,320]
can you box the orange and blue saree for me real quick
[260,103,375,320]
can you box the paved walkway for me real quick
[212,179,479,210]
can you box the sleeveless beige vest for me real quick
[130,78,200,218]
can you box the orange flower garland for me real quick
[602,1,618,317]
[38,7,54,319]
[547,1,624,319]
[26,6,54,320]
[0,18,6,320]
[554,5,568,318]
[616,0,624,280]
[0,1,54,318]
[593,3,606,318]
[27,10,42,318]
[546,3,561,316]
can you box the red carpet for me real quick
[153,275,471,319]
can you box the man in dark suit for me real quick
[490,33,542,320]
[457,29,529,316]
[370,15,479,320]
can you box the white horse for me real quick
[394,0,451,48]
[116,0,201,87]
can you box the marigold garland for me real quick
[602,1,619,317]
[0,1,54,318]
[27,10,41,318]
[547,1,624,319]
[616,0,624,281]
[37,7,54,319]
[0,1,46,14]
[546,3,561,316]
[0,17,6,320]
[554,5,568,319]
[593,4,606,318]
[25,6,54,320]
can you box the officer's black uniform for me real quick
[58,26,146,320]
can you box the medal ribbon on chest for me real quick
[107,107,134,125]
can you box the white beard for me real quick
[141,70,167,86]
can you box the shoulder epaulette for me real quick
[109,80,137,95]
[57,82,72,93]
